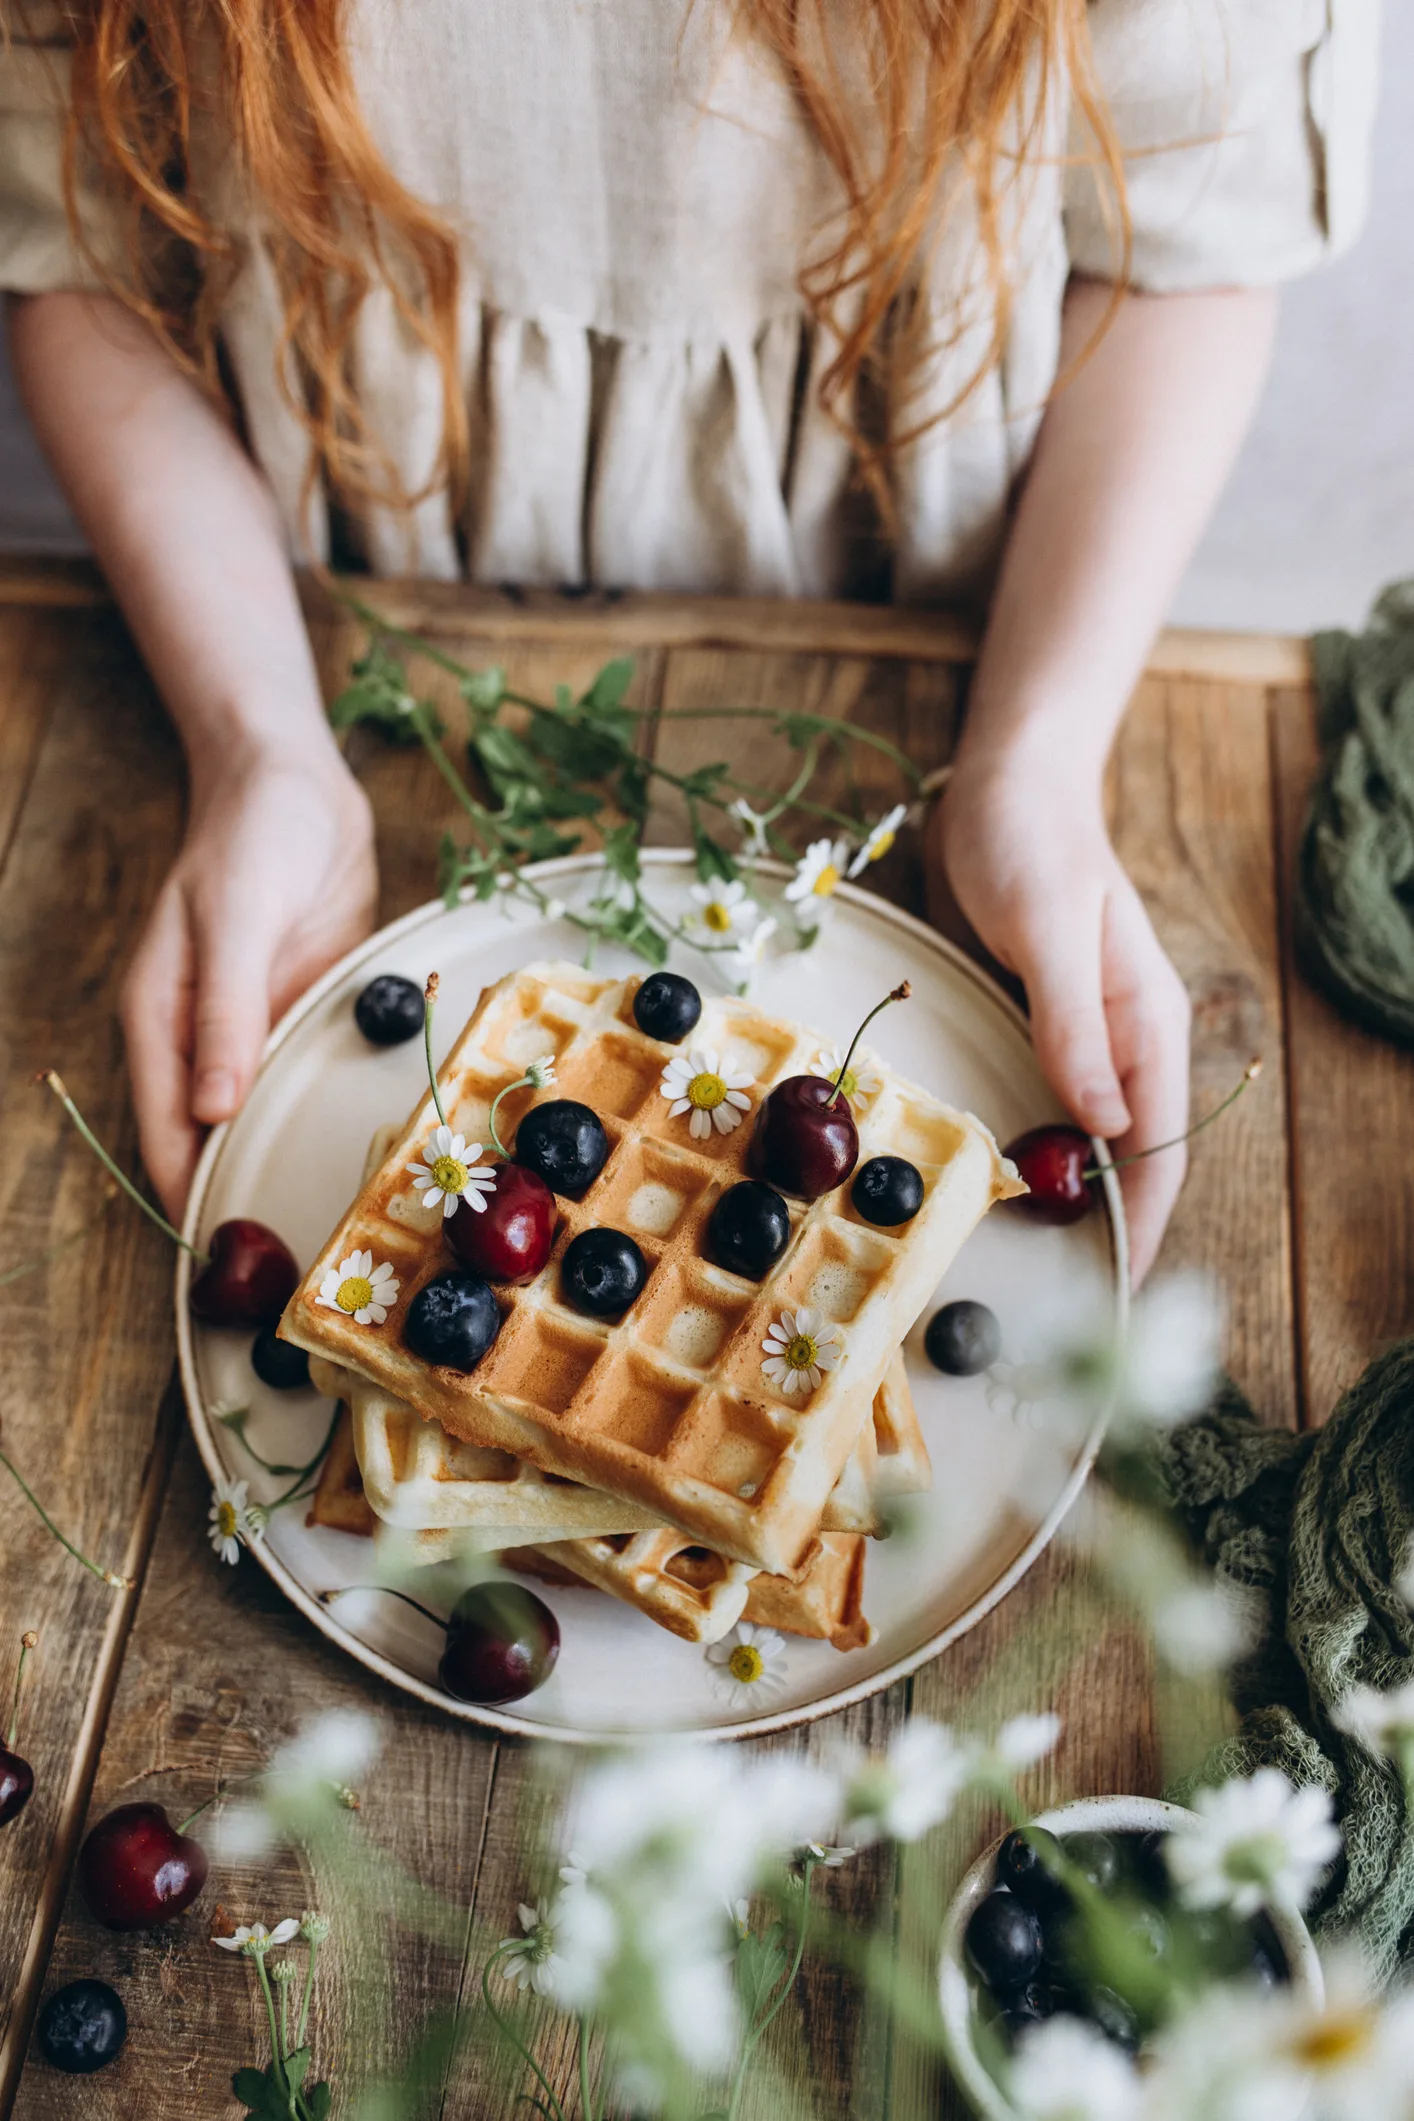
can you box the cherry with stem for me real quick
[825,982,911,1108]
[0,1631,38,1827]
[320,1581,560,1705]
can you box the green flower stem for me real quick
[253,1953,294,2116]
[39,1072,209,1266]
[480,1947,567,2121]
[279,1969,291,2061]
[6,1631,35,1751]
[577,2018,596,2121]
[726,1859,817,2121]
[222,1413,326,1482]
[422,978,451,1129]
[259,1406,343,1518]
[0,1188,118,1289]
[487,1072,532,1160]
[0,1445,133,1588]
[296,1938,320,2052]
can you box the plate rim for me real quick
[176,850,1127,1745]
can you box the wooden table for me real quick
[0,563,1409,2119]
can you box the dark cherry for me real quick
[250,1327,310,1391]
[924,1299,1000,1376]
[851,1154,924,1226]
[561,1228,647,1318]
[36,1979,127,2075]
[403,1271,501,1371]
[446,1163,556,1283]
[514,1100,611,1199]
[439,1583,560,1705]
[632,971,702,1043]
[964,1890,1043,1994]
[750,1075,858,1200]
[0,1745,34,1827]
[707,1181,791,1280]
[189,1220,300,1328]
[354,973,425,1046]
[1004,1125,1098,1226]
[78,1803,208,1931]
[1063,1830,1120,1894]
[995,1828,1066,1914]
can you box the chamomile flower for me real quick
[316,1250,401,1326]
[808,1045,882,1111]
[726,1895,752,1939]
[847,804,907,876]
[761,1306,844,1395]
[841,1718,975,1845]
[729,916,777,983]
[208,1476,262,1566]
[523,1055,558,1090]
[688,877,758,936]
[706,1622,788,1710]
[1332,1677,1414,1768]
[1009,2015,1141,2121]
[785,837,851,922]
[659,1048,753,1139]
[729,798,772,858]
[499,1900,565,1997]
[1165,1767,1340,1917]
[407,1125,498,1219]
[212,1918,300,1956]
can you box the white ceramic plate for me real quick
[177,853,1126,1744]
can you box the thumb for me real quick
[1018,915,1132,1141]
[189,897,275,1127]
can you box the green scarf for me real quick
[1157,1343,1414,1979]
[1297,583,1414,1047]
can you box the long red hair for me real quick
[53,0,1126,522]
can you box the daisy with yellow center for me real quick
[316,1249,400,1327]
[706,1621,787,1709]
[761,1306,844,1395]
[785,837,851,923]
[808,1046,883,1112]
[847,804,907,877]
[688,877,758,936]
[407,1123,498,1219]
[659,1047,753,1141]
[207,1475,264,1567]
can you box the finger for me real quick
[120,888,202,1223]
[1016,894,1133,1141]
[1102,883,1192,1287]
[189,886,277,1126]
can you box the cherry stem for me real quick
[318,1584,448,1634]
[0,1445,134,1589]
[827,982,911,1108]
[6,1632,36,1752]
[38,1072,210,1267]
[422,976,450,1131]
[1082,1058,1262,1180]
[177,1769,261,1836]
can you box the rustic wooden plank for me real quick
[0,611,63,881]
[0,611,189,2108]
[1272,686,1414,1424]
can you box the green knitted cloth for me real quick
[1157,1342,1414,1979]
[1296,583,1414,1047]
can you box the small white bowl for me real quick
[938,1794,1325,2121]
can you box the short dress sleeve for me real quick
[1064,0,1380,288]
[0,4,121,290]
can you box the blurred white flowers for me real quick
[1332,1677,1414,1771]
[217,1708,381,1860]
[841,1720,974,1846]
[1011,2015,1141,2121]
[1164,1768,1340,1918]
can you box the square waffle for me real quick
[282,962,1021,1575]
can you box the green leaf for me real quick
[736,1922,790,2019]
[306,2083,332,2121]
[678,760,731,801]
[460,663,506,710]
[285,2047,311,2093]
[601,822,641,883]
[580,656,636,714]
[232,2067,273,2110]
[616,754,650,827]
[692,822,738,885]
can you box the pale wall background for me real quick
[2,14,1410,635]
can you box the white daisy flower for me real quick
[797,1842,856,1870]
[213,1917,300,1956]
[499,1899,565,1997]
[688,877,758,937]
[659,1048,753,1140]
[706,1621,788,1710]
[841,1718,975,1845]
[523,1055,557,1090]
[761,1306,844,1395]
[407,1124,498,1220]
[728,798,772,858]
[729,916,777,983]
[1164,1767,1341,1917]
[784,837,851,922]
[1009,2015,1142,2121]
[208,1476,262,1566]
[1332,1677,1414,1767]
[725,1895,752,1939]
[847,803,907,877]
[315,1249,401,1326]
[807,1045,883,1111]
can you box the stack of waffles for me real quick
[283,962,1024,1650]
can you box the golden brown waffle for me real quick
[306,1403,377,1538]
[282,962,1020,1574]
[742,1533,871,1651]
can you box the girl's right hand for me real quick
[121,749,377,1221]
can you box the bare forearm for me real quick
[6,291,336,804]
[960,278,1279,783]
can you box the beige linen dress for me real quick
[0,0,1381,601]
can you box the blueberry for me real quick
[707,1181,791,1280]
[250,1328,310,1391]
[404,1271,501,1371]
[36,1979,127,2074]
[633,972,702,1043]
[1127,1828,1170,1900]
[924,1299,1001,1376]
[515,1101,611,1198]
[996,1828,1067,1913]
[562,1229,647,1318]
[1063,1831,1120,1894]
[851,1155,925,1226]
[354,974,424,1046]
[964,1890,1043,1994]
